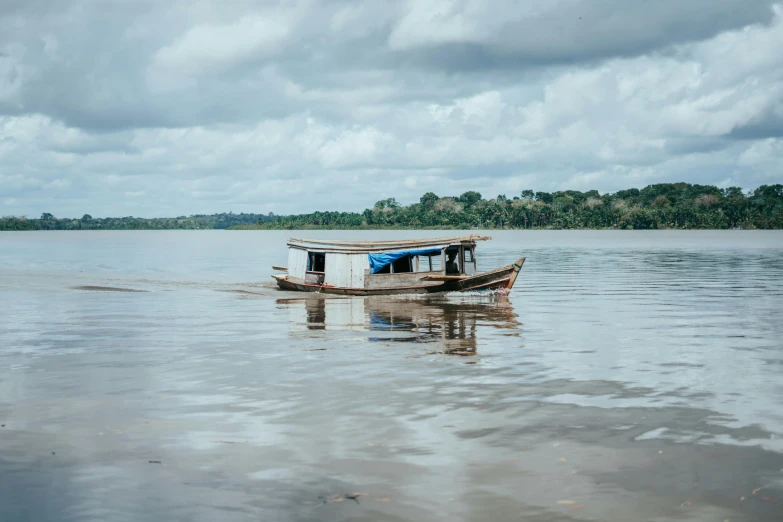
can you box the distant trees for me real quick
[0,217,35,231]
[374,198,399,209]
[0,212,276,231]
[419,192,439,207]
[458,191,482,206]
[257,183,783,230]
[4,183,783,231]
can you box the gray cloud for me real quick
[1,0,782,217]
[387,0,777,69]
[729,103,783,139]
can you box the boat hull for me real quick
[273,258,525,296]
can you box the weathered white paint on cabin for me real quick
[324,253,348,287]
[288,248,308,279]
[324,253,369,288]
[350,254,369,287]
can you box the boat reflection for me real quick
[276,295,519,356]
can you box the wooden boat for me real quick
[272,235,525,296]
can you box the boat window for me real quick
[373,252,443,273]
[392,256,412,273]
[445,247,460,274]
[411,254,440,272]
[308,252,325,273]
[465,248,474,262]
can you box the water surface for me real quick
[1,230,782,521]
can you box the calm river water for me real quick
[1,230,782,522]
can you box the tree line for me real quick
[254,183,783,230]
[3,183,782,231]
[0,212,276,231]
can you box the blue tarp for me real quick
[368,247,443,274]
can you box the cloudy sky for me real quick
[2,0,783,217]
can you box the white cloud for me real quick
[389,0,485,50]
[154,13,291,73]
[317,126,392,169]
[738,138,783,172]
[148,11,292,91]
[43,178,71,190]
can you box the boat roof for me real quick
[288,235,491,253]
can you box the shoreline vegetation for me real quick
[0,212,275,231]
[2,183,782,231]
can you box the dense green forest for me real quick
[250,183,783,230]
[3,183,783,231]
[0,212,275,231]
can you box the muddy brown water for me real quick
[1,230,782,522]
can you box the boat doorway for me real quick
[306,252,325,284]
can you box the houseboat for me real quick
[271,235,525,295]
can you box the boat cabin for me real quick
[284,236,489,290]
